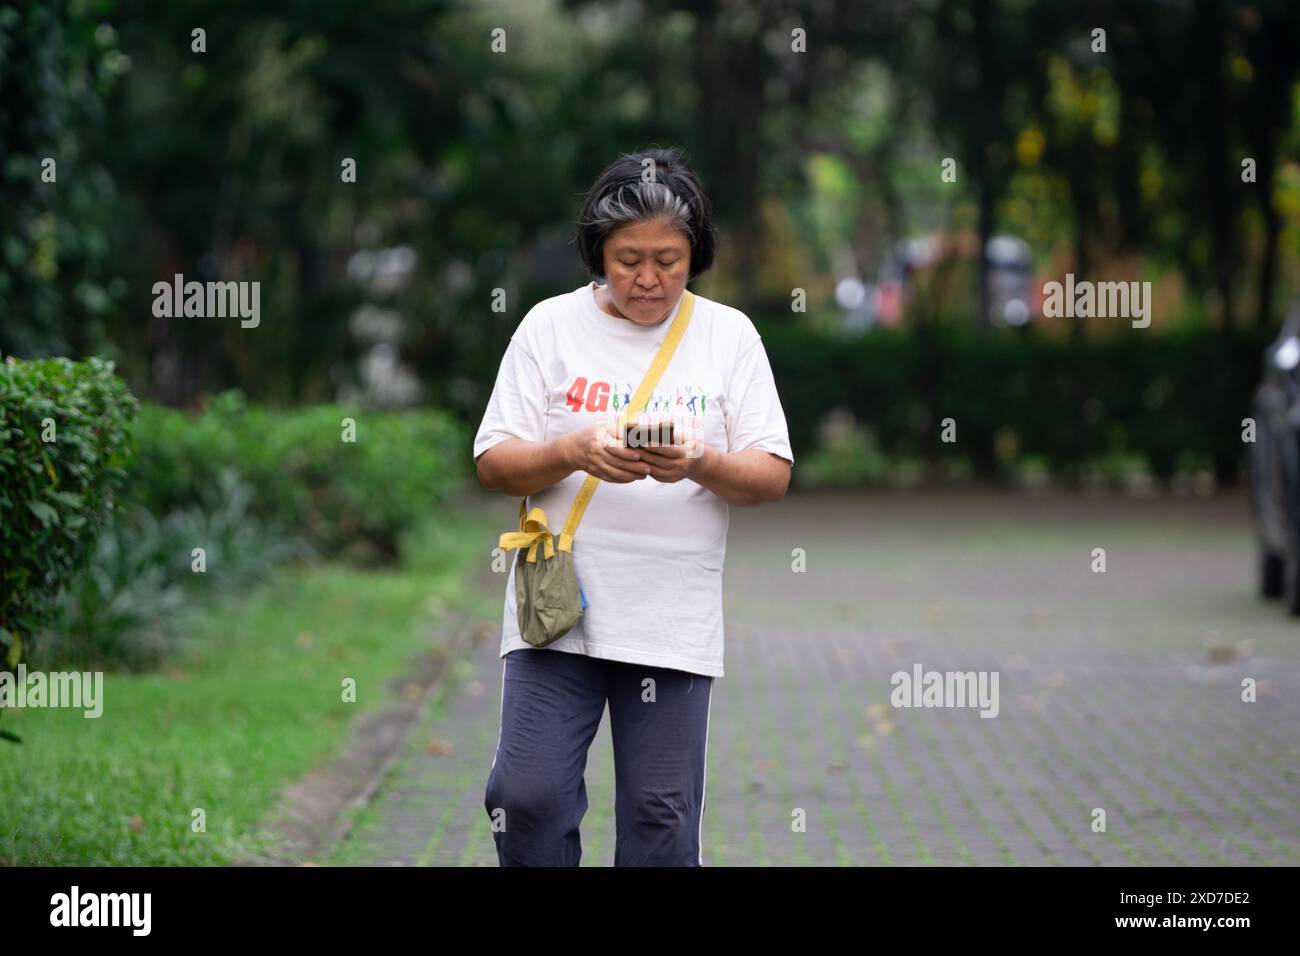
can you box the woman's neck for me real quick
[593,283,629,320]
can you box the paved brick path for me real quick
[326,490,1300,866]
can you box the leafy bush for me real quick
[33,469,310,672]
[34,507,189,674]
[0,355,138,670]
[124,391,466,559]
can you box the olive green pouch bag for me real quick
[500,499,587,648]
[497,289,696,648]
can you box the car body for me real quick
[1250,301,1300,611]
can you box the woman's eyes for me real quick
[620,259,679,267]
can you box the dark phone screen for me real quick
[625,421,675,448]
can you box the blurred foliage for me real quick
[763,322,1272,486]
[0,1,128,358]
[14,384,465,674]
[33,469,309,672]
[796,410,891,487]
[3,0,1300,479]
[127,390,467,560]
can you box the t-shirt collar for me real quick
[581,280,686,335]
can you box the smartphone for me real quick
[624,420,675,449]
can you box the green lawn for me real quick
[0,503,499,865]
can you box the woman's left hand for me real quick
[640,440,708,484]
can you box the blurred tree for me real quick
[100,0,466,405]
[1235,0,1300,328]
[1104,0,1300,334]
[6,0,1300,428]
[0,1,127,359]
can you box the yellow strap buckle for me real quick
[499,506,557,562]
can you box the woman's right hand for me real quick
[565,421,652,483]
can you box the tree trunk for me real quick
[1258,154,1281,330]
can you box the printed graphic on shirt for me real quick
[563,375,711,435]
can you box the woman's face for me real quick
[598,217,692,326]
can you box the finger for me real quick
[600,460,649,481]
[602,445,643,462]
[638,446,682,462]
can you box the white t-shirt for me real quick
[472,281,794,677]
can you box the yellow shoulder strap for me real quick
[551,288,697,552]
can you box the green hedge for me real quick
[758,324,1271,483]
[125,391,467,560]
[0,356,138,686]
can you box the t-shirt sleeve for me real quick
[723,335,794,465]
[473,334,548,461]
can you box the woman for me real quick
[473,147,793,866]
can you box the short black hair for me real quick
[574,146,718,281]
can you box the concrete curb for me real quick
[238,607,481,867]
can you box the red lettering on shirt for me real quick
[586,380,610,412]
[565,377,588,412]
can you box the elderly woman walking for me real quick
[473,147,794,866]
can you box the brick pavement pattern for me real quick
[326,491,1300,866]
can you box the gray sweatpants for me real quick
[483,646,714,866]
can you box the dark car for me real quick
[1251,302,1300,612]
